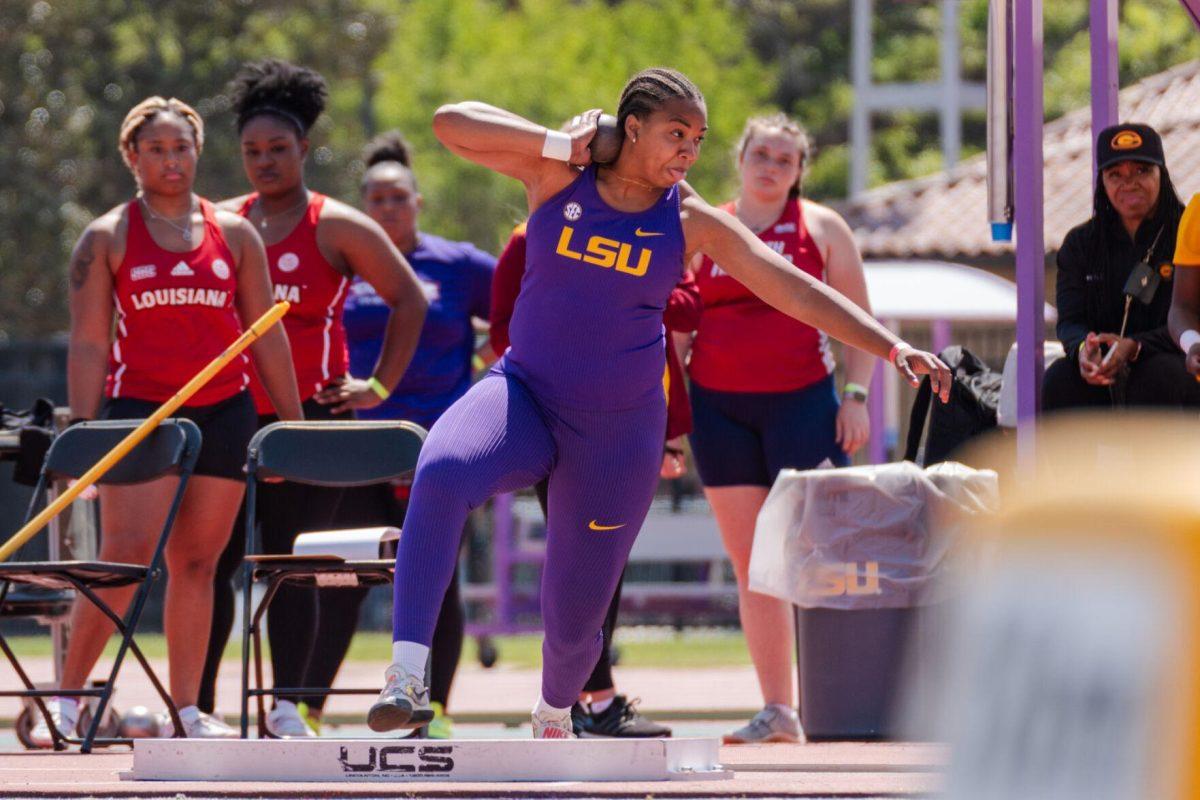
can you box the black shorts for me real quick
[100,391,257,481]
[688,375,849,488]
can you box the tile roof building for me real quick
[836,60,1200,265]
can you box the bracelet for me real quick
[367,376,391,401]
[541,130,572,162]
[1180,329,1200,354]
[887,341,910,366]
[843,382,869,402]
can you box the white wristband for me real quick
[541,130,572,162]
[1180,329,1200,354]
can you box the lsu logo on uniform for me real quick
[555,225,652,277]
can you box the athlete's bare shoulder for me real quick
[316,196,389,241]
[90,202,128,237]
[215,193,253,214]
[679,185,734,258]
[213,207,258,251]
[71,204,127,285]
[85,203,131,253]
[800,197,855,248]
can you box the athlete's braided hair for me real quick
[118,96,204,170]
[616,68,704,133]
[736,112,813,199]
[230,58,327,136]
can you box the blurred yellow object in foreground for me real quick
[933,413,1200,800]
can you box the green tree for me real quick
[0,0,393,339]
[737,0,1200,199]
[369,0,773,249]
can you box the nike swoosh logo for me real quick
[634,228,664,237]
[588,520,626,531]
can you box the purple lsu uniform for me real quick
[393,166,683,707]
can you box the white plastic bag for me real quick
[749,461,998,610]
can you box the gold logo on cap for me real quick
[1112,130,1143,150]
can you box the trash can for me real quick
[749,461,998,739]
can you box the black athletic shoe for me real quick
[572,695,672,738]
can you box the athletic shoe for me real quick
[28,697,80,748]
[573,695,672,738]
[297,701,322,735]
[267,700,316,738]
[427,701,454,740]
[367,664,433,732]
[532,707,576,739]
[722,704,802,744]
[160,706,239,739]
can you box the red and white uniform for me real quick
[690,198,835,393]
[107,198,248,405]
[238,192,349,414]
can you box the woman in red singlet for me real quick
[687,113,875,744]
[196,60,427,737]
[37,96,303,745]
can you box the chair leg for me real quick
[240,564,253,739]
[71,579,180,751]
[250,576,286,739]
[0,632,69,751]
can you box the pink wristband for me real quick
[888,341,909,365]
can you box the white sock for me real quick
[392,641,430,678]
[767,702,798,719]
[533,694,571,720]
[590,696,614,714]
[52,696,79,713]
[178,704,201,722]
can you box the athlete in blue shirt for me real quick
[299,132,494,738]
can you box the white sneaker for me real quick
[532,708,576,739]
[160,705,239,739]
[267,701,316,738]
[28,697,80,748]
[722,704,803,744]
[367,664,433,732]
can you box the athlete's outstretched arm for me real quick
[432,102,594,208]
[67,220,117,422]
[314,204,428,413]
[682,194,951,400]
[226,214,304,420]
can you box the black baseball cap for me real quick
[1096,123,1165,172]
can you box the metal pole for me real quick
[850,0,873,197]
[941,0,963,170]
[1014,0,1045,466]
[869,360,886,464]
[1178,0,1200,30]
[931,319,953,355]
[1090,0,1119,182]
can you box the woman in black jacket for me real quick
[1044,123,1199,410]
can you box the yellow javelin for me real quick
[0,301,290,563]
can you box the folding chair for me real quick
[239,420,426,738]
[0,419,201,752]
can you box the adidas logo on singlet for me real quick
[170,261,195,277]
